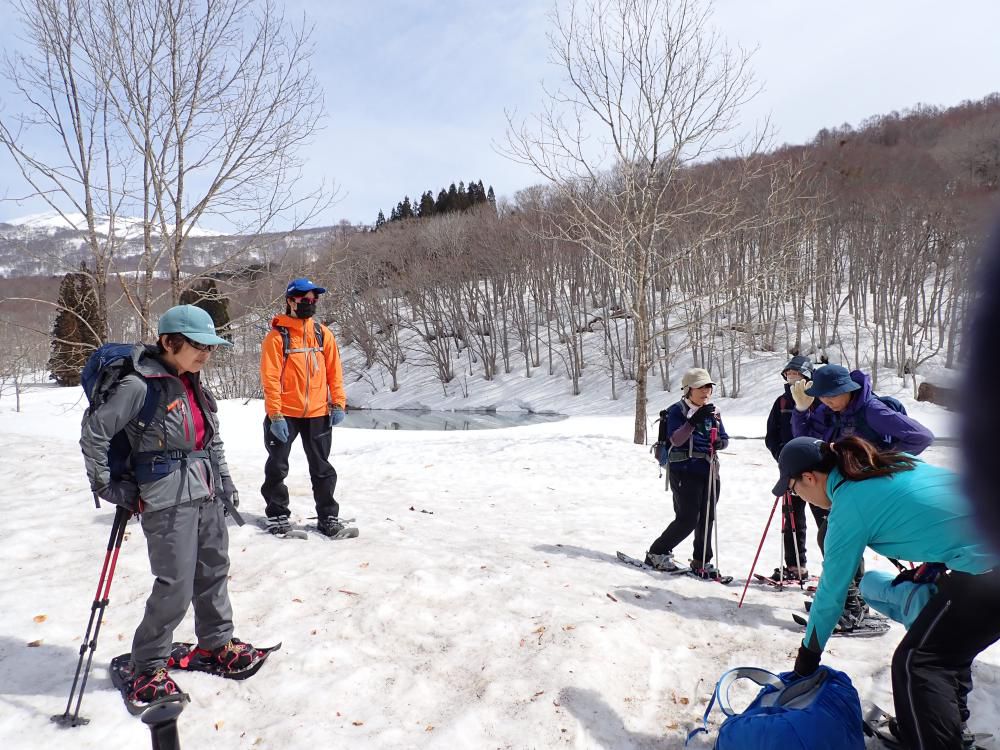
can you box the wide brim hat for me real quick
[158,304,232,347]
[804,364,860,397]
[681,368,715,391]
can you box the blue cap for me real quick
[286,277,326,296]
[772,437,825,496]
[805,364,860,398]
[157,305,232,347]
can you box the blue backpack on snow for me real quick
[81,344,161,483]
[685,666,865,750]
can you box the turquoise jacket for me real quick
[803,460,998,652]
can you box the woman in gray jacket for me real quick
[80,305,259,704]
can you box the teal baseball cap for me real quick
[157,305,232,347]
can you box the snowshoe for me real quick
[259,516,307,540]
[616,551,689,574]
[862,700,993,749]
[688,564,734,585]
[167,639,280,681]
[770,566,812,582]
[109,654,190,717]
[792,611,891,637]
[307,516,359,540]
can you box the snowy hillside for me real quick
[0,375,993,749]
[2,211,223,239]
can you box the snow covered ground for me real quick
[0,371,994,749]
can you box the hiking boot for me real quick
[206,638,258,672]
[644,552,681,572]
[771,565,810,582]
[266,515,291,535]
[316,516,345,537]
[690,562,723,581]
[962,724,979,749]
[835,589,870,630]
[129,667,182,703]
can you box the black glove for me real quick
[793,644,821,677]
[220,476,239,515]
[891,562,946,586]
[688,404,716,425]
[97,480,140,512]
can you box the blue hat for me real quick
[772,437,826,496]
[805,364,860,398]
[286,277,326,296]
[158,305,232,346]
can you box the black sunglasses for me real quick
[183,335,217,352]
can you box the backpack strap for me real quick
[135,378,160,430]
[278,321,325,357]
[685,667,785,746]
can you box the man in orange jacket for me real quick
[259,278,350,537]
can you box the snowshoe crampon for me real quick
[791,612,891,637]
[109,654,190,717]
[167,641,281,681]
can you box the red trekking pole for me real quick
[52,505,131,727]
[738,493,782,608]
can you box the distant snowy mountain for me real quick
[0,213,366,277]
[2,211,222,238]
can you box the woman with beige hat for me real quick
[645,368,730,581]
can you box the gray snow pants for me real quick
[131,496,234,673]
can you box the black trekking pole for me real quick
[51,505,131,728]
[787,493,806,585]
[700,426,720,571]
[142,700,185,750]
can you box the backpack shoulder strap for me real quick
[135,377,160,429]
[276,326,292,359]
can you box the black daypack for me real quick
[81,344,162,483]
[651,409,670,466]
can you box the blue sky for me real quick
[2,0,1000,227]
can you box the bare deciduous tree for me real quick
[506,0,762,442]
[1,0,331,341]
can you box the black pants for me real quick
[648,470,719,566]
[892,569,1000,750]
[781,495,827,568]
[261,416,339,519]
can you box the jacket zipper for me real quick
[301,319,311,417]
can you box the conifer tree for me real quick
[487,185,497,210]
[375,209,386,229]
[418,191,436,217]
[400,195,414,219]
[49,266,102,386]
[436,188,450,214]
[457,181,469,211]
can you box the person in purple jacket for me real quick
[790,363,935,630]
[790,364,934,455]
